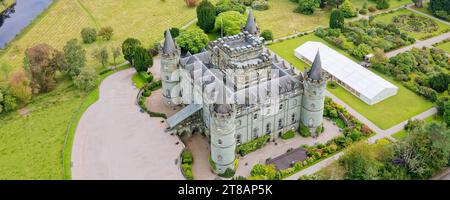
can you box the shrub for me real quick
[359,9,368,15]
[139,71,153,83]
[215,0,246,14]
[176,29,209,53]
[7,70,32,104]
[281,130,295,140]
[181,149,194,164]
[260,30,274,41]
[299,123,311,137]
[181,164,194,180]
[98,26,114,41]
[340,0,357,18]
[219,168,236,178]
[368,6,376,12]
[376,0,389,10]
[236,134,270,156]
[296,0,320,15]
[252,0,270,11]
[81,27,97,44]
[74,67,99,92]
[2,94,17,112]
[330,10,345,29]
[249,164,276,180]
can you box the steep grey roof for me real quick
[163,30,176,54]
[244,9,258,35]
[308,50,323,80]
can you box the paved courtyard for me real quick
[182,134,218,180]
[71,68,184,180]
[235,118,341,177]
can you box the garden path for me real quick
[235,118,341,178]
[385,32,450,58]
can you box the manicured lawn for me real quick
[392,130,407,140]
[254,0,331,38]
[0,0,197,79]
[268,34,356,71]
[0,0,15,13]
[132,72,147,89]
[436,41,450,54]
[374,8,450,40]
[327,71,433,130]
[351,0,409,10]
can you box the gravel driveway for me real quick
[71,68,184,180]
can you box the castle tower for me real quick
[301,50,329,135]
[160,30,181,107]
[243,9,260,36]
[209,81,236,174]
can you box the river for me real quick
[0,0,53,49]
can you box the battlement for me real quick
[208,31,264,58]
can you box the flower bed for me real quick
[247,97,375,180]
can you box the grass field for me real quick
[254,0,331,38]
[0,0,197,80]
[374,8,450,40]
[0,0,15,13]
[436,41,450,54]
[269,34,434,130]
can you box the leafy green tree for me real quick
[8,70,32,104]
[2,94,17,112]
[93,47,109,67]
[329,10,345,29]
[74,67,98,92]
[260,30,273,41]
[339,0,357,18]
[339,142,381,180]
[376,0,389,10]
[297,0,320,15]
[444,101,450,126]
[429,0,450,20]
[215,0,246,14]
[122,38,141,65]
[214,11,247,36]
[98,26,114,41]
[197,0,216,33]
[176,29,209,54]
[249,164,277,180]
[62,39,86,78]
[132,46,153,72]
[428,72,450,93]
[169,27,180,38]
[81,27,97,44]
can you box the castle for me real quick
[161,11,329,175]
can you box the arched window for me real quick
[218,139,222,145]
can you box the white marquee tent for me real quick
[295,41,398,105]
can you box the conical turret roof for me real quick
[163,29,176,54]
[244,9,258,35]
[308,50,323,80]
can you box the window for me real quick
[291,114,295,123]
[279,104,283,110]
[166,90,171,98]
[278,119,283,129]
[166,76,169,81]
[217,155,223,161]
[236,134,241,145]
[266,123,271,134]
[254,113,258,120]
[218,139,222,145]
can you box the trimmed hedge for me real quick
[280,130,295,140]
[181,149,194,180]
[236,134,271,156]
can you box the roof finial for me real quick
[308,49,323,80]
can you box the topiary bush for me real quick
[281,130,295,140]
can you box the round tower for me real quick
[301,50,329,135]
[160,30,181,107]
[209,103,236,174]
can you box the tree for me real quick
[260,30,274,41]
[98,26,114,41]
[370,47,388,64]
[169,27,180,38]
[444,101,450,126]
[81,27,97,44]
[2,93,17,112]
[339,142,381,180]
[93,47,109,67]
[297,0,320,15]
[413,0,423,8]
[429,0,450,20]
[249,164,277,180]
[62,39,86,78]
[395,122,450,179]
[176,29,209,54]
[339,0,357,18]
[185,0,199,7]
[122,38,141,65]
[197,0,216,33]
[428,72,450,93]
[214,11,247,36]
[25,43,64,93]
[329,10,345,29]
[376,0,389,10]
[8,70,32,104]
[74,67,98,92]
[132,46,153,72]
[112,46,121,65]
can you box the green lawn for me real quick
[374,8,450,40]
[269,34,434,130]
[392,114,441,140]
[436,41,450,54]
[132,72,147,89]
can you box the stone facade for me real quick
[162,13,329,174]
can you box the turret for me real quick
[301,50,329,136]
[160,29,181,107]
[243,9,260,36]
[209,79,236,174]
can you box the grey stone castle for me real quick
[161,11,329,174]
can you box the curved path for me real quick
[71,68,184,180]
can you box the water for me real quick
[0,0,53,49]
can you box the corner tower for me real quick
[160,30,181,107]
[209,83,236,174]
[301,50,329,135]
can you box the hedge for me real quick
[280,130,295,140]
[236,134,271,156]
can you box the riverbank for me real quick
[0,0,15,13]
